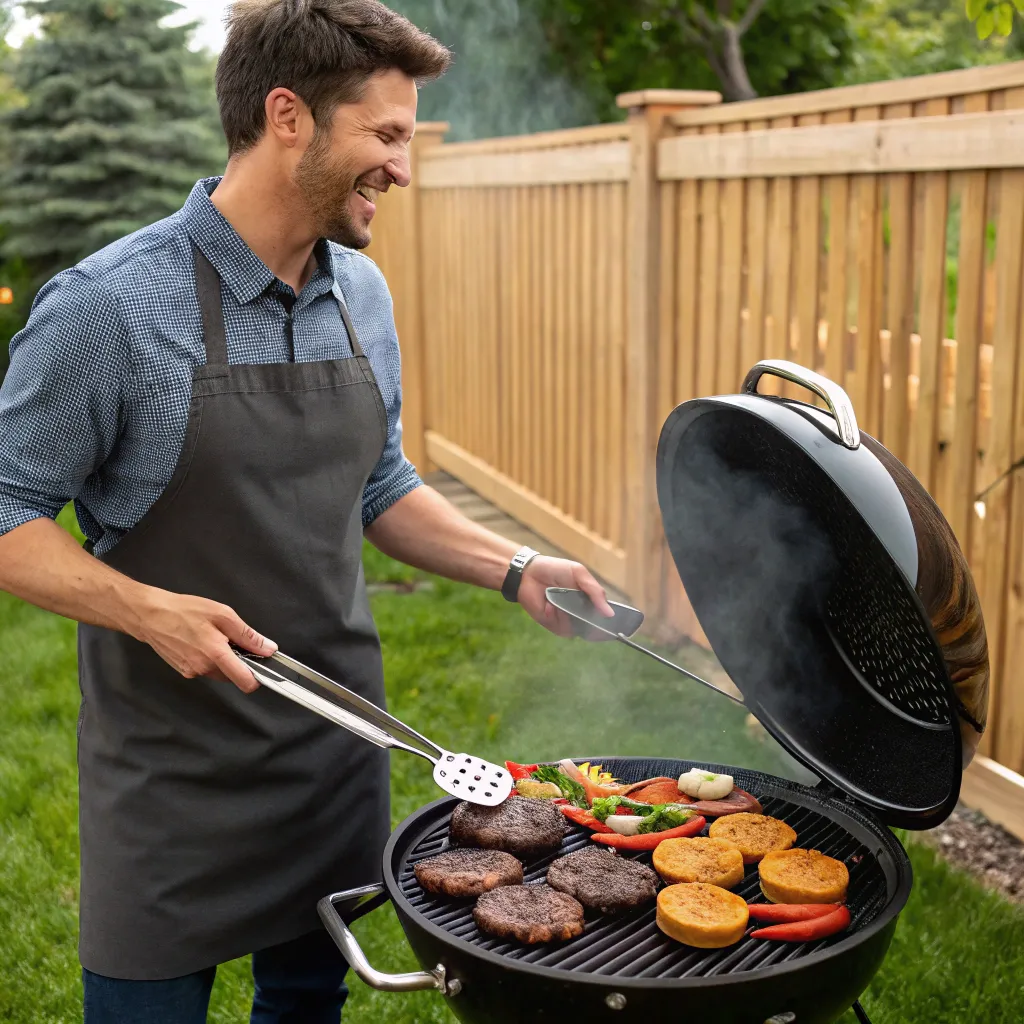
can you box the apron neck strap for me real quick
[192,244,229,368]
[192,242,367,364]
[332,281,367,359]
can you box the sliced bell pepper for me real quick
[591,815,706,850]
[747,903,843,923]
[559,803,615,833]
[505,761,539,781]
[750,905,851,942]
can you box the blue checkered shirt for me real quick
[0,178,421,556]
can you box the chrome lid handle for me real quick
[742,359,860,450]
[317,887,458,995]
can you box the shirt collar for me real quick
[183,177,336,306]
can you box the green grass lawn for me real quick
[1,516,1022,1022]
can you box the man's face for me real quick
[294,69,417,249]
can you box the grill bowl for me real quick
[380,758,911,1024]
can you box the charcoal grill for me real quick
[312,361,986,1023]
[319,759,908,1024]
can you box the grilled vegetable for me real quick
[558,759,633,801]
[750,905,851,942]
[590,796,654,822]
[678,768,735,801]
[636,806,696,835]
[505,761,539,781]
[578,762,619,785]
[531,765,589,808]
[559,804,614,833]
[515,778,563,799]
[747,903,843,923]
[592,816,707,850]
[605,815,643,836]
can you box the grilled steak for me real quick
[473,884,585,944]
[450,797,565,858]
[546,846,659,912]
[414,849,524,898]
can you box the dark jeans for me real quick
[82,929,349,1024]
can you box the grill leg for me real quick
[852,1001,872,1024]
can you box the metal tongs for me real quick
[235,649,512,807]
[545,587,744,706]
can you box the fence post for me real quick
[394,121,448,474]
[618,90,721,615]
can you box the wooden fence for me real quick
[365,63,1024,782]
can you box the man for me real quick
[0,1,611,1021]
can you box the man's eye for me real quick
[378,134,393,145]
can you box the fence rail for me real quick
[365,63,1024,778]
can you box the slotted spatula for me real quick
[236,650,512,806]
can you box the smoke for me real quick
[666,429,844,738]
[388,0,599,141]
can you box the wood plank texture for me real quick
[659,109,1024,180]
[421,140,631,189]
[670,61,1024,128]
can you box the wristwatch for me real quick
[501,546,540,603]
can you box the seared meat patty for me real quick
[414,848,523,898]
[546,846,659,912]
[450,797,565,858]
[473,884,585,944]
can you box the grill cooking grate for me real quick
[394,777,890,982]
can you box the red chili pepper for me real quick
[750,905,851,942]
[747,903,843,923]
[591,816,707,850]
[504,761,539,781]
[559,804,615,833]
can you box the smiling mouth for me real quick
[355,185,380,205]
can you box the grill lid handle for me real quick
[317,886,459,996]
[742,359,861,450]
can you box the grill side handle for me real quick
[317,886,459,996]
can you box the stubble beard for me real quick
[294,130,370,250]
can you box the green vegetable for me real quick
[591,796,654,822]
[636,805,696,835]
[531,765,588,808]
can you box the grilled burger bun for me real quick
[708,813,797,865]
[656,883,749,948]
[652,837,745,889]
[758,848,849,904]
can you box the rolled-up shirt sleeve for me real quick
[0,269,128,538]
[354,257,422,526]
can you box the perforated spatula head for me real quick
[432,751,512,806]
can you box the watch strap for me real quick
[501,546,540,603]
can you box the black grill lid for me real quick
[655,366,962,830]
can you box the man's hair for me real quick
[217,0,452,155]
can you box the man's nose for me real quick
[385,150,412,189]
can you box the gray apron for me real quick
[76,244,390,980]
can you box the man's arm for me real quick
[0,271,272,692]
[0,519,272,691]
[365,485,613,636]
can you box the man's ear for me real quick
[264,87,313,149]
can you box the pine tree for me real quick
[0,0,225,284]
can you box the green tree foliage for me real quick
[843,0,1015,82]
[532,0,864,122]
[392,0,865,138]
[0,0,225,291]
[0,2,31,379]
[387,0,598,141]
[966,0,1024,39]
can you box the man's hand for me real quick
[130,589,276,694]
[516,556,615,638]
[0,518,273,694]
